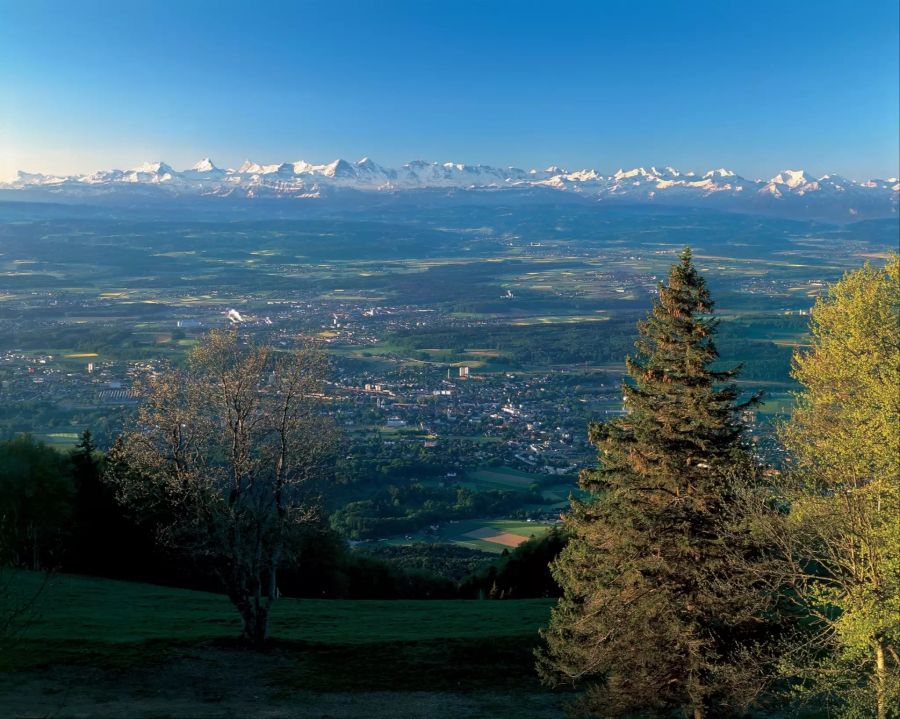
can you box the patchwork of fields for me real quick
[1,207,895,548]
[373,516,554,553]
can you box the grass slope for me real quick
[2,572,565,718]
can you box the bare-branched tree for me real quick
[107,330,336,647]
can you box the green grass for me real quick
[2,572,565,717]
[466,466,546,490]
[36,432,83,449]
[9,571,552,653]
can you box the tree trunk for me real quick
[693,707,704,719]
[31,525,40,571]
[241,604,270,649]
[875,642,887,719]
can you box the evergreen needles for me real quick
[538,248,769,719]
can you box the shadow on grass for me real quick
[259,635,559,694]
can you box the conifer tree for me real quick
[538,248,769,718]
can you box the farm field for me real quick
[465,465,548,490]
[374,518,556,553]
[463,467,575,513]
[2,572,563,718]
[1,207,895,546]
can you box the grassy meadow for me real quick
[2,572,564,718]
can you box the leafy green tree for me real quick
[69,430,105,566]
[67,429,156,578]
[772,256,899,719]
[460,527,567,599]
[538,248,771,718]
[0,435,73,570]
[0,436,67,649]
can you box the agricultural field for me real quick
[0,204,895,540]
[465,466,548,490]
[1,572,563,718]
[374,518,555,553]
[463,467,575,513]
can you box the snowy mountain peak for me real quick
[323,159,355,177]
[191,158,217,172]
[565,169,603,182]
[2,157,896,221]
[769,169,813,188]
[132,161,174,175]
[614,167,653,180]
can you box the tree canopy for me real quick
[108,330,336,646]
[774,255,900,719]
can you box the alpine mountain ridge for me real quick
[4,157,898,221]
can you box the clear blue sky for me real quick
[1,0,898,180]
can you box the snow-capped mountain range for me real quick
[4,157,898,220]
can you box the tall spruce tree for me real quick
[538,248,768,718]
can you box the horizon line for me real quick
[7,155,900,184]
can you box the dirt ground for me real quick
[0,646,564,719]
[463,528,529,548]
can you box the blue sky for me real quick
[1,0,898,180]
